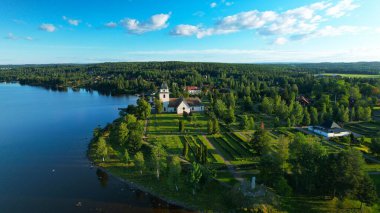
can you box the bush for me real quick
[274,177,292,196]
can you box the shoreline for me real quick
[96,166,198,212]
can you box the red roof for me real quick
[185,86,199,91]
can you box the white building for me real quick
[308,121,351,138]
[184,86,201,95]
[159,83,204,114]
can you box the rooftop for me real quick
[161,82,169,90]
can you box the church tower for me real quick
[159,82,170,112]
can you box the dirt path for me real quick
[202,135,245,183]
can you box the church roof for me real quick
[168,98,184,108]
[161,82,169,90]
[320,120,341,129]
[168,97,203,108]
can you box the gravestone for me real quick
[251,176,256,190]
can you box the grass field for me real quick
[107,166,233,210]
[283,196,377,213]
[370,174,380,195]
[147,113,208,134]
[320,73,380,79]
[345,121,380,137]
[148,135,183,155]
[374,107,380,122]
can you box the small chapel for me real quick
[159,83,204,114]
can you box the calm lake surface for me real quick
[0,83,188,213]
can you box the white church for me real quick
[159,83,204,114]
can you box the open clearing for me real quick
[319,73,380,78]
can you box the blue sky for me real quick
[0,0,379,64]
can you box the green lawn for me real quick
[148,135,183,155]
[345,122,380,137]
[147,113,208,134]
[107,166,234,210]
[283,196,377,213]
[197,135,225,164]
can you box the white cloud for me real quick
[221,0,234,7]
[273,37,288,45]
[210,2,217,8]
[120,13,171,34]
[63,16,80,26]
[171,25,200,36]
[5,33,33,41]
[172,0,361,42]
[6,33,17,40]
[290,25,366,41]
[314,25,363,37]
[326,0,359,18]
[105,22,117,28]
[193,11,205,17]
[12,19,26,25]
[39,23,56,32]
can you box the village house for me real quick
[160,83,204,114]
[184,86,201,95]
[308,120,351,138]
[297,95,311,106]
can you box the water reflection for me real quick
[96,169,109,188]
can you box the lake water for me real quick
[0,83,188,213]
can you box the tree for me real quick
[274,177,292,196]
[167,156,182,191]
[117,122,129,146]
[151,144,167,180]
[259,152,282,186]
[356,174,378,209]
[363,107,372,121]
[128,130,142,154]
[325,149,366,199]
[310,107,319,125]
[154,98,163,113]
[93,127,102,139]
[182,142,189,159]
[134,152,145,175]
[95,137,108,161]
[226,106,236,125]
[249,129,272,155]
[214,99,227,119]
[179,120,185,133]
[292,102,304,125]
[249,116,255,130]
[277,135,290,172]
[213,118,220,134]
[207,119,214,134]
[136,98,151,120]
[261,97,273,114]
[274,117,280,128]
[284,118,290,128]
[289,133,326,193]
[240,115,249,130]
[303,108,311,126]
[188,162,203,194]
[121,149,130,164]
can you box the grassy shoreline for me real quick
[94,166,197,211]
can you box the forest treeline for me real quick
[0,62,380,96]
